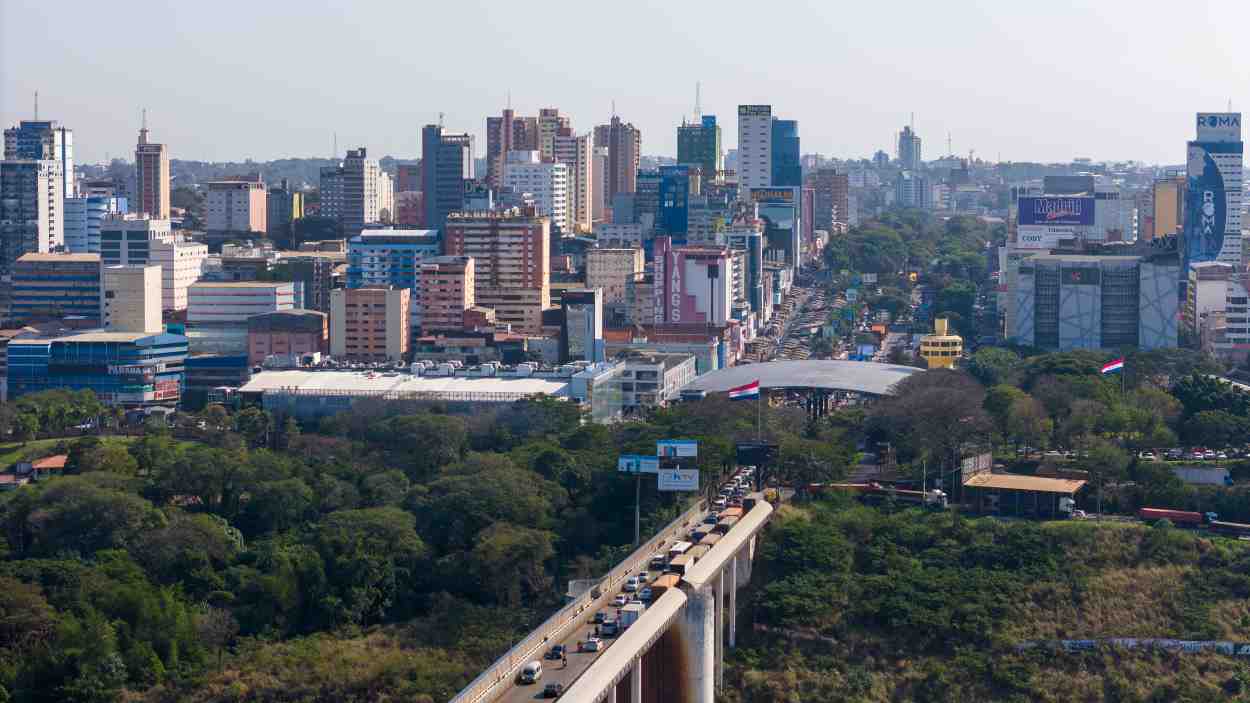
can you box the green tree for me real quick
[234,408,273,449]
[315,508,427,626]
[966,347,1021,387]
[467,523,556,607]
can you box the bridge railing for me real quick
[447,498,707,703]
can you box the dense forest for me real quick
[726,497,1250,702]
[0,392,850,702]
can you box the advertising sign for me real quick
[1017,196,1095,227]
[618,455,660,474]
[153,380,180,401]
[738,105,772,117]
[1185,144,1228,267]
[861,272,878,285]
[1016,224,1079,250]
[657,440,698,458]
[749,187,795,204]
[1197,112,1242,141]
[658,468,699,492]
[845,288,859,303]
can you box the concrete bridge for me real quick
[448,495,773,703]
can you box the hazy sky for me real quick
[3,0,1248,165]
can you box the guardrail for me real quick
[447,498,707,703]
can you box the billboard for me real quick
[861,272,878,284]
[1197,112,1242,141]
[738,105,771,117]
[658,468,699,492]
[657,440,698,458]
[1184,143,1229,269]
[1017,196,1095,227]
[1016,224,1079,250]
[618,455,660,474]
[750,187,796,204]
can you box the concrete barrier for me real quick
[447,498,706,703]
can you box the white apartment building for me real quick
[103,265,162,334]
[553,132,595,233]
[503,150,570,233]
[737,105,772,197]
[99,216,172,265]
[63,196,125,253]
[150,236,207,311]
[592,146,608,223]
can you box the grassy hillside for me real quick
[725,498,1250,702]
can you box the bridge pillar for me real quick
[715,570,724,688]
[629,660,641,703]
[607,681,617,703]
[728,553,738,648]
[680,586,716,703]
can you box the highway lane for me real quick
[496,513,712,703]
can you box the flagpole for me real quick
[757,388,762,441]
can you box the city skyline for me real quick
[4,1,1250,165]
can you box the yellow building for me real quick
[1151,176,1184,241]
[919,317,963,369]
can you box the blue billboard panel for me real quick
[1184,143,1228,269]
[1017,197,1095,227]
[657,440,698,458]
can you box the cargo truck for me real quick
[619,602,645,629]
[1137,507,1218,526]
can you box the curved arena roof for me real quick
[684,360,921,397]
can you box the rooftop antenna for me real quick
[910,112,915,130]
[138,108,149,144]
[33,90,38,120]
[439,111,445,128]
[612,100,617,119]
[507,90,512,110]
[695,81,702,120]
[332,131,337,159]
[947,131,952,156]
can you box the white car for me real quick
[622,578,638,593]
[583,636,604,652]
[612,594,628,606]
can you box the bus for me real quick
[667,541,693,562]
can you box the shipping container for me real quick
[650,573,680,598]
[687,544,711,561]
[1137,507,1207,525]
[718,506,744,520]
[667,554,694,576]
[667,541,693,561]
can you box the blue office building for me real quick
[64,196,127,254]
[8,330,188,407]
[1183,112,1243,274]
[659,165,693,238]
[347,228,441,332]
[770,119,801,188]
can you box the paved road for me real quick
[496,514,711,703]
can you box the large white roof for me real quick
[238,369,570,399]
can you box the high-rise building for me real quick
[64,195,126,253]
[810,168,850,230]
[10,253,101,323]
[898,124,922,170]
[591,146,608,223]
[651,237,734,325]
[538,108,570,162]
[593,116,641,207]
[103,265,162,334]
[99,216,172,265]
[659,165,697,237]
[1184,112,1243,272]
[553,131,595,233]
[319,148,383,236]
[346,228,441,333]
[1010,253,1179,351]
[737,105,772,197]
[150,236,207,311]
[267,179,304,244]
[0,159,63,304]
[560,288,604,363]
[4,120,73,197]
[586,248,644,304]
[1150,176,1185,242]
[418,255,474,332]
[677,115,722,186]
[443,208,550,334]
[1185,261,1250,359]
[895,171,930,209]
[134,122,170,219]
[770,119,800,188]
[486,109,539,189]
[207,175,267,234]
[421,126,475,231]
[281,254,337,314]
[503,151,570,233]
[330,287,410,362]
